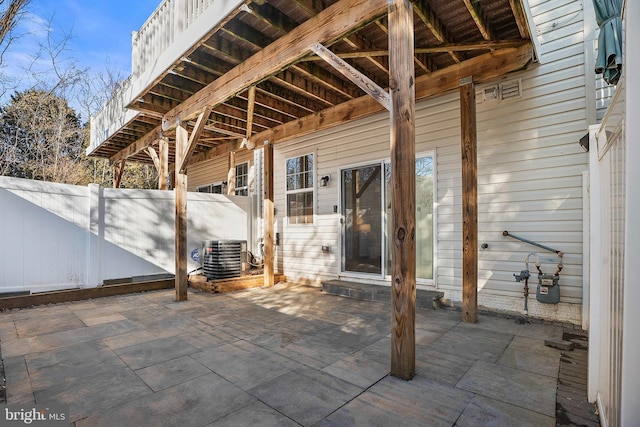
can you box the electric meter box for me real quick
[536,274,560,304]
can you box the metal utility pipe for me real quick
[502,230,564,257]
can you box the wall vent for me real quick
[499,79,522,100]
[482,85,499,102]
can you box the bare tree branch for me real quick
[0,0,28,45]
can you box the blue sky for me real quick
[3,0,159,100]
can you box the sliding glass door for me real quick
[341,155,433,281]
[341,165,383,274]
[384,156,434,280]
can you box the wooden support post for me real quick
[159,137,169,190]
[460,77,478,323]
[263,142,275,288]
[227,151,236,195]
[113,159,126,188]
[246,86,256,140]
[175,124,189,301]
[389,0,416,380]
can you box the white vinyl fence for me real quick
[0,176,251,294]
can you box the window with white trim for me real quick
[286,153,314,224]
[196,182,224,193]
[235,162,249,196]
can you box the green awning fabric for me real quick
[593,0,623,85]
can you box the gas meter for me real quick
[536,273,560,304]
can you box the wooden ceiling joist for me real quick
[462,0,494,41]
[413,0,463,64]
[93,0,533,168]
[509,0,530,39]
[162,0,389,131]
[110,125,163,163]
[302,40,528,61]
[249,44,532,147]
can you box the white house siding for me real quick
[188,150,254,193]
[282,0,589,323]
[186,0,590,323]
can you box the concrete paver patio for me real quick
[0,283,564,426]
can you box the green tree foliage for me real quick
[0,89,158,188]
[0,89,87,183]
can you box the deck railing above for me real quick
[90,0,243,155]
[88,77,138,153]
[132,0,217,79]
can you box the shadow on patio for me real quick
[0,283,565,426]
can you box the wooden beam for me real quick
[110,125,162,163]
[301,41,529,60]
[189,140,241,165]
[389,0,416,381]
[460,77,478,323]
[159,137,169,190]
[113,159,126,188]
[162,0,388,131]
[239,3,364,100]
[147,146,161,171]
[0,279,174,310]
[249,45,532,147]
[179,106,212,174]
[462,0,494,41]
[263,142,275,288]
[175,124,189,301]
[310,43,390,111]
[509,0,530,39]
[138,45,531,172]
[342,33,389,75]
[227,151,236,195]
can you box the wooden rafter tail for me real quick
[310,43,390,111]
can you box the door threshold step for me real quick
[321,280,444,309]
